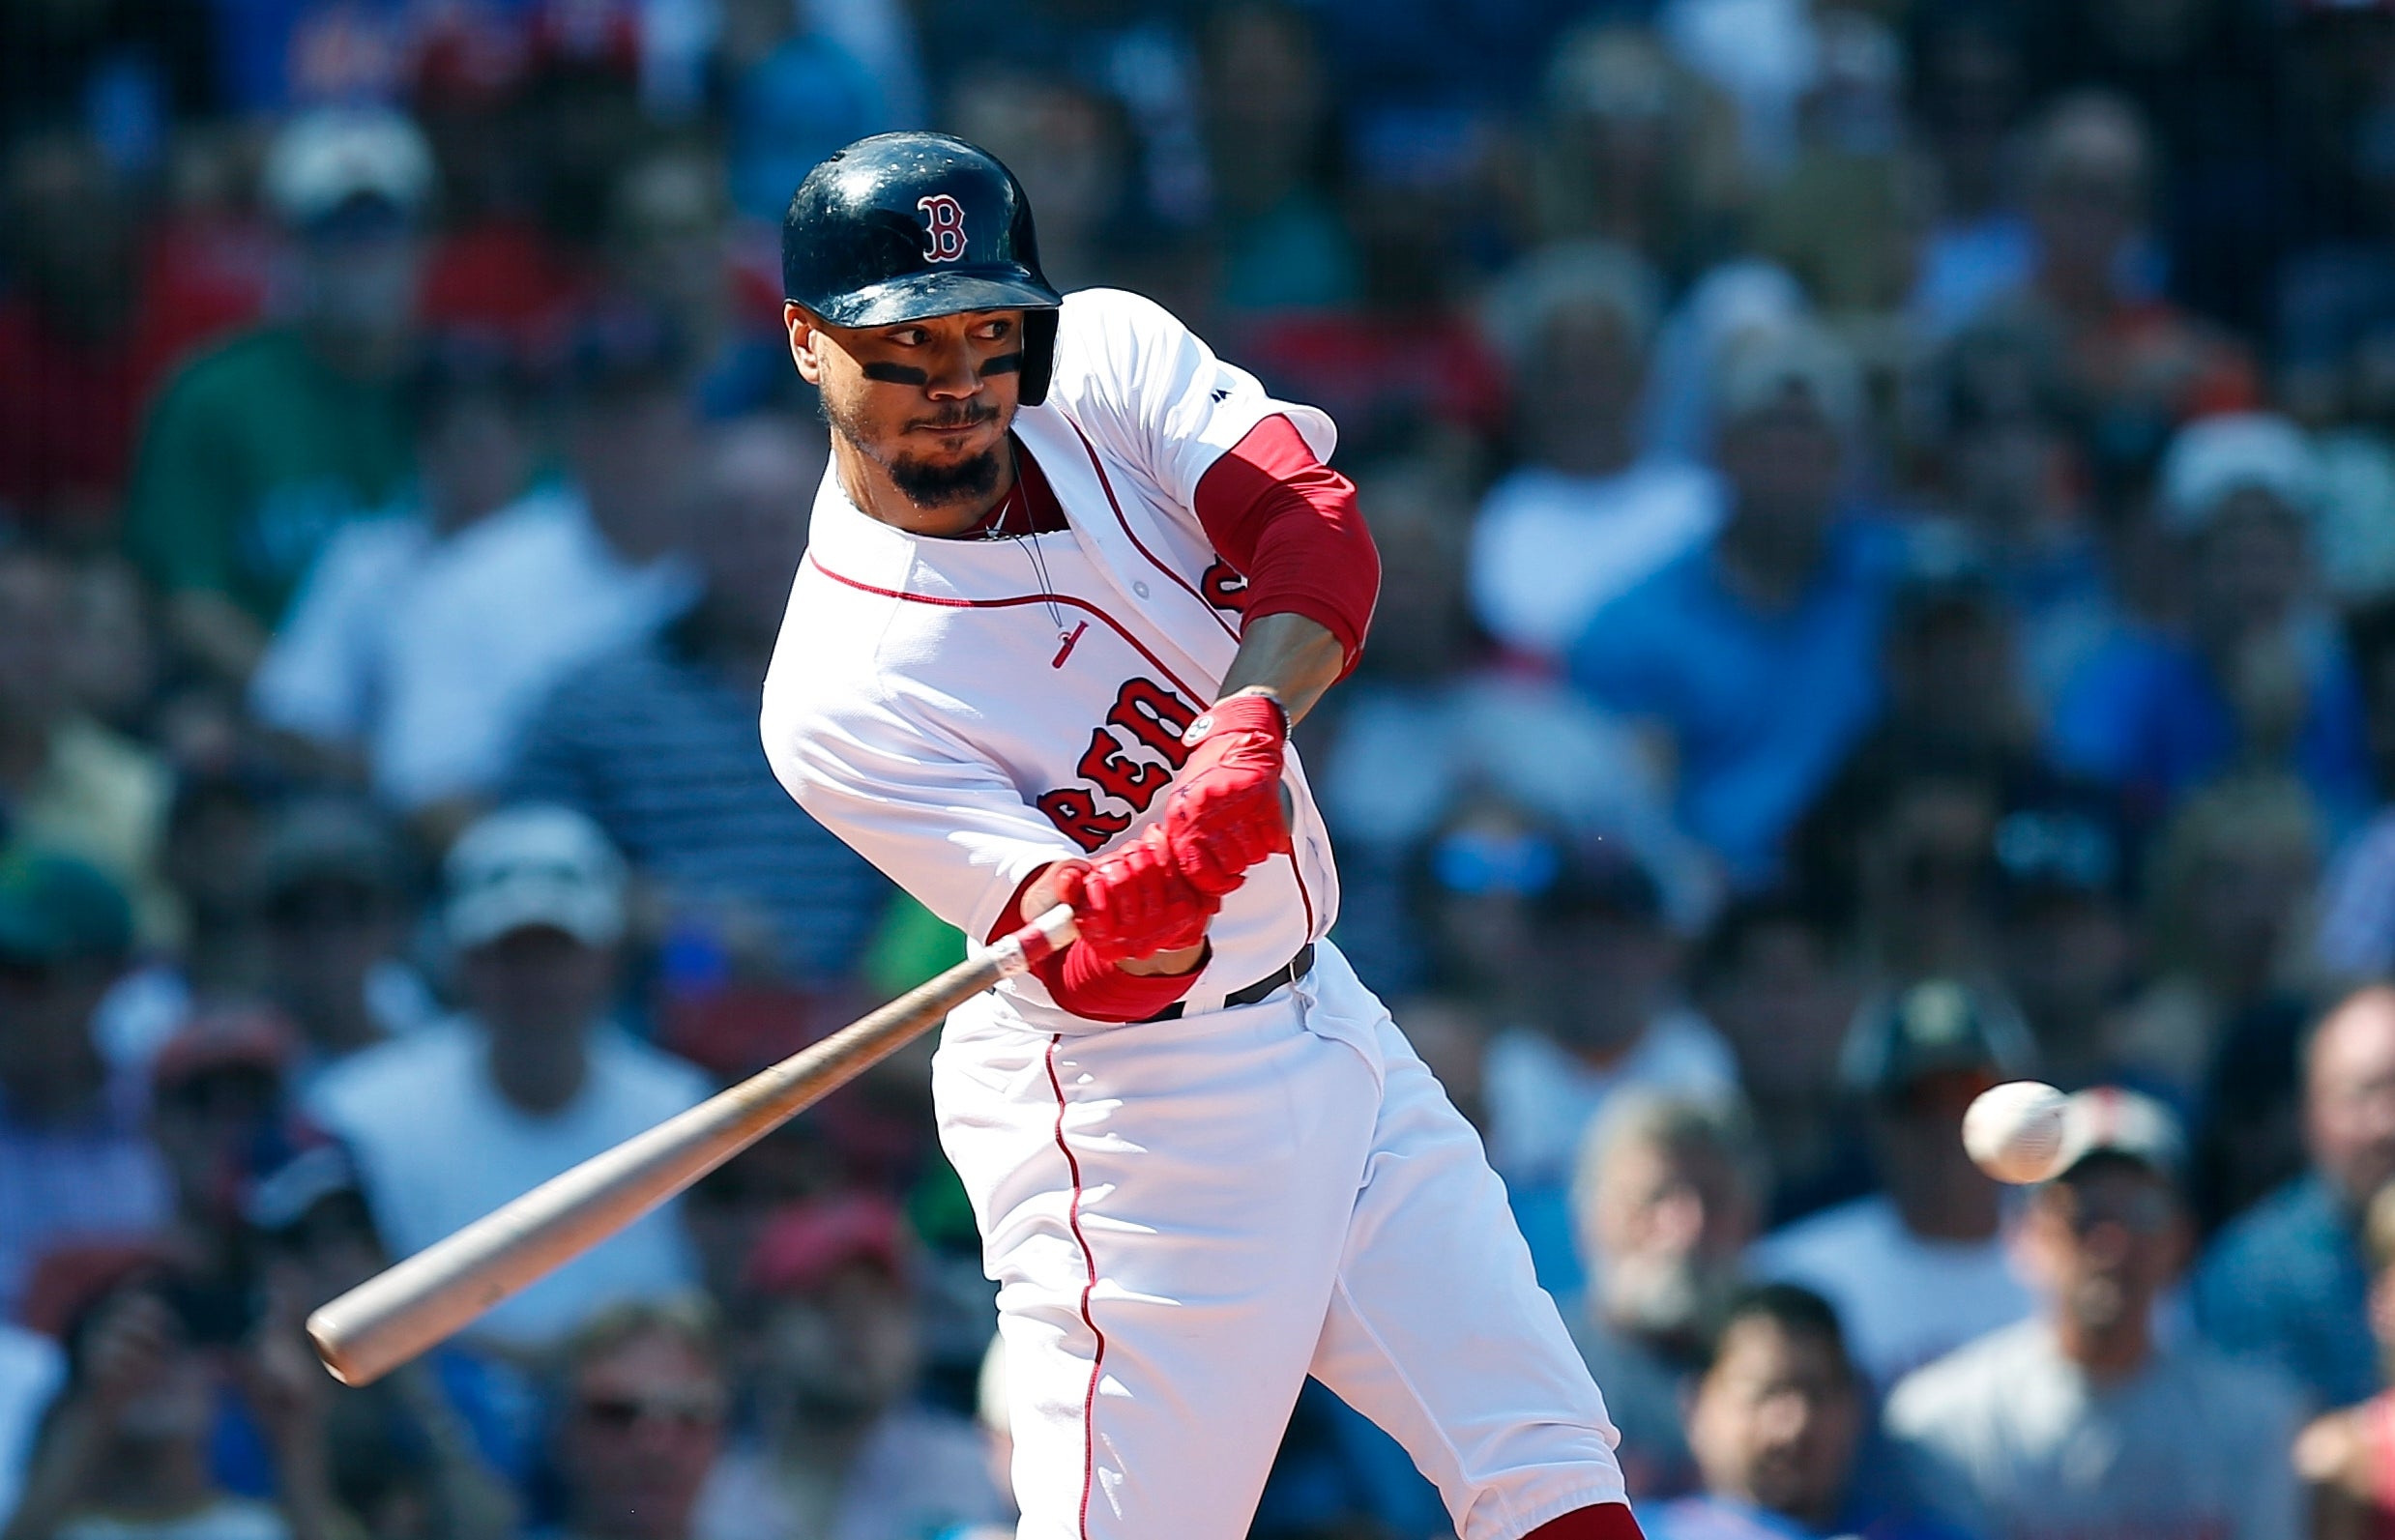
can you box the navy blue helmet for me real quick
[782,132,1064,405]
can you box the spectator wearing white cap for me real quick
[1885,1088,2304,1540]
[1569,319,1904,886]
[124,107,438,686]
[2046,412,2373,826]
[305,805,711,1353]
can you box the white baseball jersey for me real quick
[763,287,1338,1023]
[761,287,1629,1540]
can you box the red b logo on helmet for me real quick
[918,194,968,262]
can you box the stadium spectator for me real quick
[1470,241,1723,662]
[253,799,436,1080]
[694,1195,1006,1540]
[1483,838,1738,1195]
[2102,774,2322,1107]
[366,310,699,832]
[1752,979,2035,1388]
[1566,1093,1767,1498]
[1,1273,344,1540]
[248,332,540,775]
[1788,537,2053,959]
[0,545,173,939]
[2048,414,2370,824]
[144,1008,298,1280]
[1523,27,1749,286]
[2194,984,2395,1411]
[2292,1178,2395,1540]
[0,132,254,543]
[600,146,791,421]
[1921,322,2115,711]
[1905,4,2033,341]
[510,416,890,986]
[1648,1284,1967,1540]
[1886,1088,2304,1540]
[1963,93,2257,486]
[1751,11,1922,327]
[124,108,435,685]
[549,1298,728,1540]
[246,1143,533,1532]
[1483,837,1739,1290]
[1687,895,1869,1224]
[306,806,709,1352]
[1988,800,2140,1091]
[1571,320,1901,886]
[0,851,166,1320]
[1196,1,1357,316]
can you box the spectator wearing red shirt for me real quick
[0,133,260,544]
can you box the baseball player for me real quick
[763,132,1636,1540]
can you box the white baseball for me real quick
[1962,1080,2071,1184]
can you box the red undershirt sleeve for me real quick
[1190,415,1380,675]
[986,867,1203,1022]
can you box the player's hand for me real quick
[1161,691,1293,898]
[1047,827,1218,965]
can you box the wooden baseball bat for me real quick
[307,904,1080,1386]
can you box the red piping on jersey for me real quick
[1046,1034,1108,1540]
[810,553,1325,946]
[1067,420,1242,643]
[805,554,1206,703]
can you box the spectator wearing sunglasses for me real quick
[1886,1089,2304,1540]
[550,1297,728,1540]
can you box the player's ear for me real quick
[785,302,828,386]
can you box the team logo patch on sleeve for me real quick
[918,193,968,262]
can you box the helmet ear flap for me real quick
[1018,308,1059,407]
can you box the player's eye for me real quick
[885,327,928,347]
[975,318,1014,341]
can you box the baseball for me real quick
[1962,1080,2072,1184]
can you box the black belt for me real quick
[1142,944,1315,1023]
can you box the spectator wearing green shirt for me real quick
[124,108,434,685]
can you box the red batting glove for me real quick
[1160,692,1293,898]
[1054,827,1218,965]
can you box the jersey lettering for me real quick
[1035,678,1200,851]
[1109,678,1196,769]
[1200,559,1250,613]
[1034,788,1130,852]
[918,194,969,262]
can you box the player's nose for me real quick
[920,336,983,398]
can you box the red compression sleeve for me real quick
[986,868,1203,1022]
[1191,415,1381,673]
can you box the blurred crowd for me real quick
[6,0,2395,1537]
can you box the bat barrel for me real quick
[307,905,1075,1385]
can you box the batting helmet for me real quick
[782,132,1064,406]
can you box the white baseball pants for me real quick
[933,940,1628,1540]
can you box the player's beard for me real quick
[889,445,1003,508]
[822,392,1005,510]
